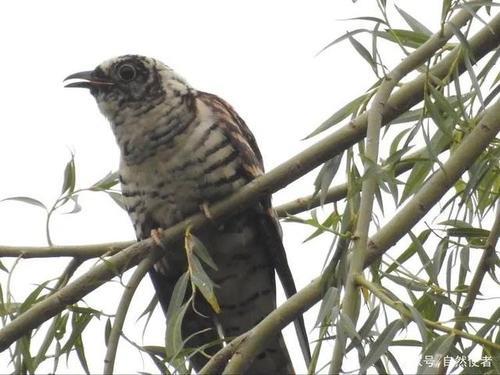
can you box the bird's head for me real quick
[64,55,190,120]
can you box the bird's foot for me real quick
[150,228,164,247]
[200,202,213,220]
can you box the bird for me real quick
[65,55,310,374]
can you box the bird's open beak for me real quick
[64,71,114,89]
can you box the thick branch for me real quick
[0,10,499,354]
[0,144,450,261]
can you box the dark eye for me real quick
[117,64,136,82]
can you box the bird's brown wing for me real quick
[198,91,312,367]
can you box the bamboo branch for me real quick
[0,144,449,261]
[330,5,478,373]
[439,200,500,374]
[354,274,500,352]
[0,8,498,356]
[103,254,157,375]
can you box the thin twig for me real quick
[103,254,157,374]
[33,258,85,369]
[0,241,132,258]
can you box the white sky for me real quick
[1,1,492,374]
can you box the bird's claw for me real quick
[200,202,213,220]
[150,228,164,246]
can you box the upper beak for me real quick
[64,70,114,89]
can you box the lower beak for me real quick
[64,71,114,89]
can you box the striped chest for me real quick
[117,97,247,238]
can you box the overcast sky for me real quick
[0,1,456,373]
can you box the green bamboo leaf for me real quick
[19,281,51,313]
[385,229,431,274]
[464,52,485,109]
[305,94,368,139]
[74,334,90,375]
[340,16,387,25]
[391,339,423,347]
[432,237,448,280]
[417,334,455,375]
[1,196,47,210]
[389,128,413,157]
[164,274,190,373]
[189,255,220,313]
[313,154,343,206]
[165,301,190,374]
[90,171,120,191]
[407,304,429,347]
[446,227,490,238]
[61,155,76,195]
[415,294,438,321]
[347,32,377,72]
[395,5,432,35]
[346,305,380,352]
[409,231,435,283]
[338,311,361,341]
[386,349,404,375]
[61,310,94,365]
[106,191,127,211]
[389,108,425,125]
[104,318,112,346]
[166,272,189,323]
[400,125,450,203]
[360,319,405,373]
[314,287,338,327]
[188,233,218,271]
[316,29,369,55]
[63,195,82,215]
[382,29,431,47]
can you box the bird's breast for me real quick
[118,98,247,238]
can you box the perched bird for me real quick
[65,55,310,374]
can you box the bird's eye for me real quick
[117,64,136,82]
